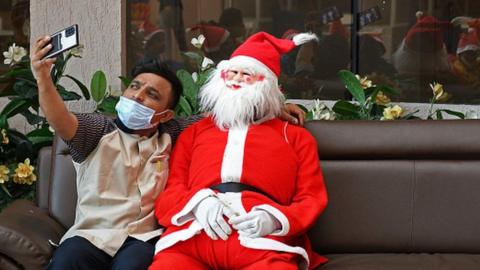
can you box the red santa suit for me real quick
[151,116,327,269]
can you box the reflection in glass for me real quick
[126,0,480,104]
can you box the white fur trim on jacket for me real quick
[239,235,310,270]
[155,221,203,253]
[171,188,216,226]
[252,204,290,236]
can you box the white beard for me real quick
[199,68,285,130]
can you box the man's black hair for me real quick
[130,59,183,109]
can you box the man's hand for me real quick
[31,36,56,82]
[229,210,281,238]
[192,196,235,240]
[280,103,306,126]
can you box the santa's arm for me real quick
[154,124,216,227]
[252,129,328,237]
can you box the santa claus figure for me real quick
[392,11,452,78]
[450,28,480,87]
[149,32,328,270]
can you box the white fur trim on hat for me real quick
[451,16,473,28]
[292,32,319,46]
[457,44,479,54]
[226,55,278,79]
[416,11,424,19]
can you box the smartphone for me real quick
[43,24,79,59]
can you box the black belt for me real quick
[210,182,273,201]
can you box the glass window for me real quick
[0,0,30,74]
[126,0,480,104]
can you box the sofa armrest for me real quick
[0,199,66,270]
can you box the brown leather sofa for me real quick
[1,120,480,270]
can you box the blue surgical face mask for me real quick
[115,96,169,130]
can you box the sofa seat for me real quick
[317,253,480,270]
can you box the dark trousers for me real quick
[45,236,155,270]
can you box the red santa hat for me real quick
[189,25,230,52]
[457,28,480,54]
[405,11,451,51]
[229,31,317,77]
[282,29,300,40]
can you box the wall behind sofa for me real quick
[1,0,126,133]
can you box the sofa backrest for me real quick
[39,120,480,254]
[45,136,77,229]
[306,120,480,254]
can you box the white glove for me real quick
[192,196,235,240]
[229,210,281,238]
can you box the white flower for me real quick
[192,72,198,83]
[68,44,84,57]
[201,57,214,71]
[316,111,336,120]
[3,43,28,65]
[191,34,206,49]
[311,99,335,120]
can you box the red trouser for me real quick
[149,231,299,270]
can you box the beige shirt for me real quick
[61,127,171,256]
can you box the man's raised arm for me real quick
[31,35,78,141]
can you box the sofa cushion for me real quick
[306,120,480,255]
[0,200,65,270]
[316,253,480,270]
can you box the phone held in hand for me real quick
[43,24,79,59]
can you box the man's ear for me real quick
[153,109,174,124]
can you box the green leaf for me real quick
[0,68,34,81]
[52,54,67,83]
[0,115,7,128]
[90,70,107,102]
[1,184,13,198]
[0,99,30,118]
[20,111,46,126]
[13,80,38,99]
[332,100,360,118]
[401,109,420,120]
[26,126,54,145]
[64,74,91,100]
[305,110,314,121]
[118,76,132,88]
[57,85,82,101]
[436,110,443,120]
[196,68,214,86]
[175,96,193,116]
[438,109,465,119]
[177,69,198,111]
[338,70,366,105]
[97,96,119,115]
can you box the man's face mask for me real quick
[115,96,168,130]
